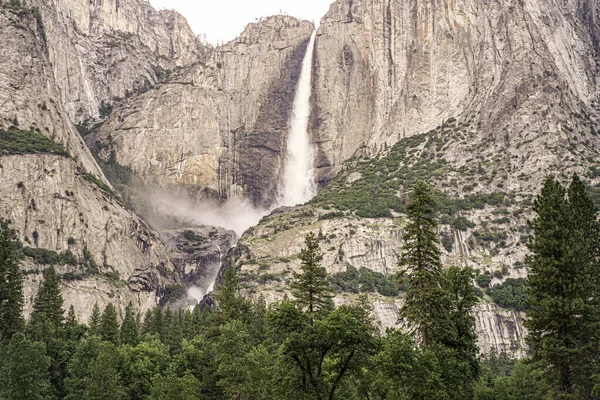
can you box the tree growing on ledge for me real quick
[291,232,334,314]
[398,181,447,347]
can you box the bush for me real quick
[487,278,527,311]
[160,285,187,306]
[330,266,401,297]
[452,216,476,231]
[476,271,492,288]
[0,127,69,157]
[22,247,78,266]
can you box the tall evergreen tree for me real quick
[213,264,250,322]
[0,220,24,341]
[0,333,53,400]
[290,232,333,314]
[526,175,600,398]
[99,303,119,344]
[398,181,446,347]
[120,302,139,346]
[140,309,154,336]
[32,265,64,326]
[88,302,101,335]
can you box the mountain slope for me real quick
[0,3,195,321]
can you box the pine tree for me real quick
[0,333,53,400]
[290,232,333,314]
[140,309,153,336]
[526,175,600,398]
[398,181,447,347]
[0,221,24,341]
[213,264,250,322]
[32,265,65,326]
[120,302,139,346]
[98,303,119,344]
[88,302,101,335]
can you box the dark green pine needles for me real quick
[290,232,334,314]
[398,181,446,347]
[0,220,24,342]
[526,175,600,398]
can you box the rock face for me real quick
[225,206,526,357]
[0,5,180,322]
[89,16,314,206]
[311,0,600,185]
[29,0,206,123]
[162,226,236,307]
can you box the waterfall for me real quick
[185,31,319,309]
[278,30,318,207]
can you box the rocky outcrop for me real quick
[0,6,177,321]
[162,226,236,296]
[29,0,206,123]
[89,16,314,206]
[311,0,600,186]
[226,206,527,357]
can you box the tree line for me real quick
[0,176,598,399]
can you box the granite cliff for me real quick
[0,1,205,321]
[89,16,314,206]
[3,0,600,356]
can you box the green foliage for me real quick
[159,284,186,307]
[31,266,65,327]
[452,216,476,231]
[476,271,492,288]
[22,246,78,266]
[99,102,113,118]
[0,126,69,157]
[0,333,52,400]
[290,232,334,313]
[474,353,544,400]
[88,303,101,336]
[330,265,402,297]
[487,278,527,311]
[82,172,114,194]
[213,265,251,323]
[99,304,119,344]
[398,182,446,347]
[526,175,600,398]
[96,150,142,206]
[120,302,139,346]
[0,221,24,341]
[310,120,513,219]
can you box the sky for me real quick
[149,0,333,45]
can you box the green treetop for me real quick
[398,181,447,347]
[290,232,334,314]
[120,302,139,346]
[0,220,24,341]
[32,265,64,326]
[526,175,600,398]
[99,303,119,344]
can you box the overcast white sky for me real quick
[149,0,333,45]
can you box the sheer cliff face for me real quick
[90,16,314,206]
[312,0,600,184]
[29,0,206,123]
[0,5,180,321]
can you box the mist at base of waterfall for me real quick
[150,190,268,237]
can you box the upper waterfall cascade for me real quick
[278,30,318,207]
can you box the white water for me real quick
[176,31,319,307]
[277,30,318,207]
